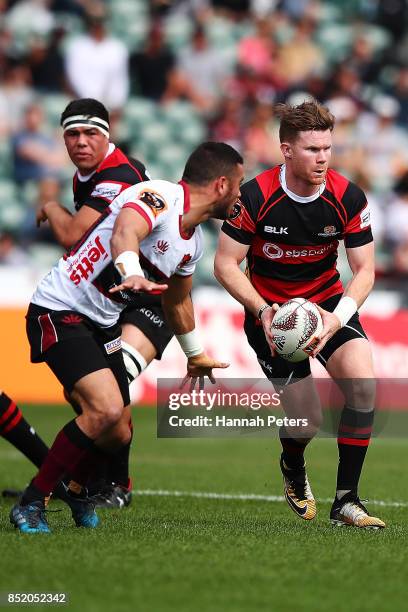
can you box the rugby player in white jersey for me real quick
[10,142,244,533]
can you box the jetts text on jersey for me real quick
[68,236,109,285]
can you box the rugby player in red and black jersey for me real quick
[34,99,173,508]
[215,100,385,528]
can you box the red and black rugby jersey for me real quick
[73,146,149,213]
[221,166,373,304]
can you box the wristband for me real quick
[257,304,269,320]
[114,251,144,280]
[332,296,357,328]
[176,330,204,358]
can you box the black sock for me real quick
[279,426,308,469]
[108,420,133,489]
[0,392,49,468]
[336,405,373,496]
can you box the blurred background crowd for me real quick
[0,0,407,293]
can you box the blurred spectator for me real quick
[11,101,66,185]
[323,63,365,108]
[394,67,408,128]
[209,95,244,150]
[212,0,250,18]
[243,101,281,172]
[237,17,286,95]
[0,231,28,265]
[64,7,129,111]
[357,94,408,192]
[276,17,324,89]
[384,171,408,273]
[345,35,382,86]
[376,0,407,43]
[129,22,175,101]
[167,24,229,113]
[0,60,34,136]
[5,0,55,39]
[27,28,65,93]
[325,96,363,179]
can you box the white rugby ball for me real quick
[270,298,323,362]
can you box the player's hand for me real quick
[109,275,168,294]
[36,201,59,227]
[260,303,279,356]
[181,352,229,390]
[309,305,341,357]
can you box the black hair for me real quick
[60,98,110,126]
[182,142,243,185]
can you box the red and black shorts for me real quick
[244,293,368,385]
[26,303,129,405]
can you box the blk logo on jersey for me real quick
[360,206,370,229]
[68,235,108,285]
[153,240,170,255]
[139,190,167,216]
[264,226,288,235]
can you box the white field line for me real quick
[134,489,408,509]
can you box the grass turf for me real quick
[0,405,406,612]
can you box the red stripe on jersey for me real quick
[320,195,346,226]
[251,269,342,303]
[38,314,58,353]
[256,167,281,203]
[326,169,350,205]
[2,409,23,434]
[337,437,370,447]
[0,400,16,426]
[178,180,191,213]
[252,236,338,264]
[258,194,286,223]
[241,207,256,233]
[123,202,153,232]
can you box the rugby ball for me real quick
[270,298,323,362]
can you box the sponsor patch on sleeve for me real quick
[91,182,123,202]
[227,200,243,228]
[360,205,371,229]
[104,337,122,355]
[138,190,167,217]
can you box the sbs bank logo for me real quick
[263,243,283,259]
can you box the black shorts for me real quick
[244,293,368,384]
[120,299,173,359]
[26,303,129,405]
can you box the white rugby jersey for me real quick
[31,180,203,327]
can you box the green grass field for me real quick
[0,405,406,612]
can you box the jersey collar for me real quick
[280,164,325,203]
[178,180,194,239]
[76,142,116,182]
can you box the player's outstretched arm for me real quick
[162,274,229,388]
[36,201,101,249]
[110,208,168,294]
[214,232,277,354]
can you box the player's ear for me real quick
[280,142,292,159]
[215,176,228,195]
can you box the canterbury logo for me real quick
[61,314,83,325]
[156,240,169,253]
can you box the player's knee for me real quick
[85,397,125,433]
[345,378,376,410]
